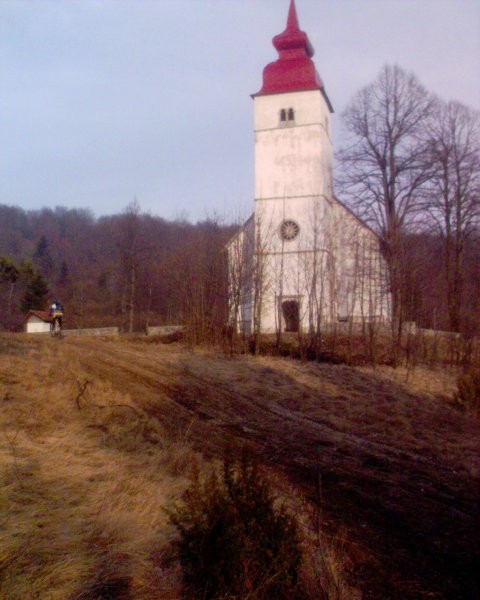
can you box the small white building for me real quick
[227,0,390,335]
[24,310,52,333]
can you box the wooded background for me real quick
[1,66,479,342]
[1,200,478,339]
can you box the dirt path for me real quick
[71,338,480,599]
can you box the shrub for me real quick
[455,368,480,412]
[168,454,301,599]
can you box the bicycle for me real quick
[50,312,63,337]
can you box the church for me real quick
[227,0,390,335]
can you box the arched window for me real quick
[288,108,295,121]
[280,109,287,122]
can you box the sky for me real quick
[1,0,479,223]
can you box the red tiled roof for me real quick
[24,310,52,323]
[254,0,333,111]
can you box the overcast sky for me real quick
[1,0,479,223]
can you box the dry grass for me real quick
[0,335,192,599]
[1,334,478,598]
[0,335,357,599]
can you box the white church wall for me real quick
[254,90,333,201]
[253,198,390,334]
[328,204,390,323]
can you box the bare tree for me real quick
[302,199,337,356]
[337,64,435,362]
[171,217,228,346]
[252,209,273,355]
[423,100,480,332]
[117,199,142,333]
[226,214,254,340]
[226,207,276,355]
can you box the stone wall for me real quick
[62,327,119,337]
[146,325,183,336]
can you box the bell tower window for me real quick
[279,108,295,126]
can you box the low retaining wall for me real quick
[416,328,461,339]
[62,327,119,337]
[146,325,183,336]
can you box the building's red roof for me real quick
[24,310,52,323]
[254,0,333,111]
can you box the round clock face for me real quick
[280,219,300,241]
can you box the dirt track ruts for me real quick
[72,338,480,599]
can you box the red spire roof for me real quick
[273,0,314,59]
[254,0,333,110]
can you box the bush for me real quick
[168,454,301,599]
[455,368,480,412]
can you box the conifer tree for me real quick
[20,270,49,312]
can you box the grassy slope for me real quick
[1,334,478,599]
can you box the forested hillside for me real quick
[0,202,233,335]
[401,232,479,331]
[0,201,478,336]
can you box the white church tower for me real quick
[228,0,389,335]
[254,0,334,205]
